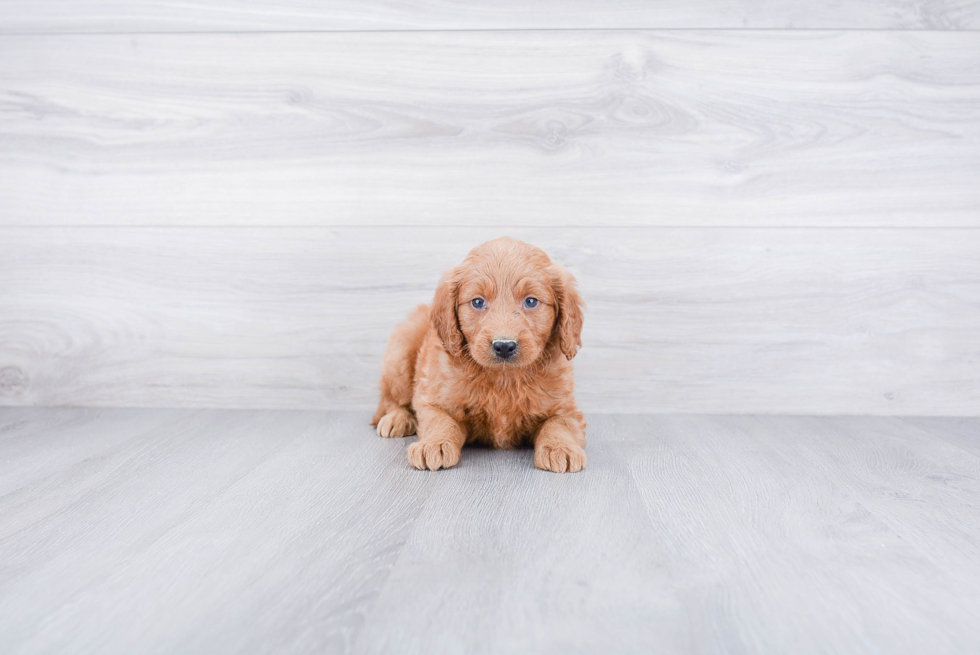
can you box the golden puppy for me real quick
[371,237,586,473]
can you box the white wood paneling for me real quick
[1,227,977,414]
[2,31,979,227]
[1,0,979,32]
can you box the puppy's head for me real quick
[432,237,583,368]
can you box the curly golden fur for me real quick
[371,237,586,473]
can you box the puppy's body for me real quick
[372,237,586,473]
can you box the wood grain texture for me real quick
[622,414,980,654]
[3,409,980,653]
[1,226,977,415]
[2,0,979,32]
[0,409,437,653]
[2,31,979,227]
[901,416,980,457]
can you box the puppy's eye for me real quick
[471,298,486,310]
[523,297,539,309]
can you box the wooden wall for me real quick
[1,3,978,414]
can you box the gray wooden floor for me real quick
[2,409,979,654]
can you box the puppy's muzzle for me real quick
[491,339,518,360]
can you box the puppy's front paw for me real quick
[534,442,586,473]
[376,407,417,438]
[407,440,461,471]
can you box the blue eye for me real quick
[523,297,539,309]
[471,298,486,310]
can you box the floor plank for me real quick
[2,31,979,227]
[2,409,980,653]
[2,226,977,415]
[622,414,980,654]
[0,407,181,500]
[0,410,435,654]
[901,416,980,458]
[1,0,978,32]
[352,430,689,654]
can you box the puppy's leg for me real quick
[407,406,466,471]
[372,305,428,438]
[534,414,587,473]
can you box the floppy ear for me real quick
[431,265,465,357]
[549,264,584,360]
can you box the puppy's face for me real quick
[457,265,556,368]
[432,237,584,368]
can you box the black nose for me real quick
[492,340,518,359]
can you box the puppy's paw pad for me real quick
[376,408,417,438]
[535,442,586,473]
[407,440,461,471]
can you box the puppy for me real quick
[371,237,586,473]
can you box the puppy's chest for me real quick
[461,387,550,449]
[464,408,539,449]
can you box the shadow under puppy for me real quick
[371,237,586,473]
